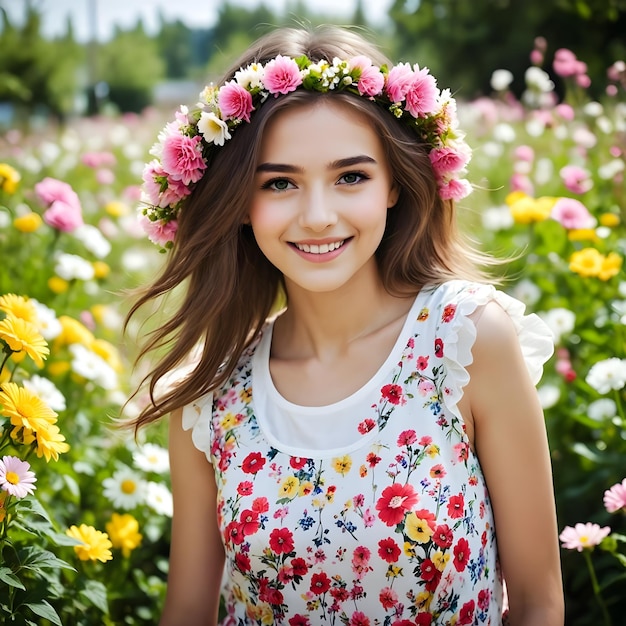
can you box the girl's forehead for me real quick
[258,100,383,163]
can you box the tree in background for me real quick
[388,0,626,99]
[0,5,82,122]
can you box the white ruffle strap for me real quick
[181,394,214,460]
[439,281,554,419]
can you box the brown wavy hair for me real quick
[124,25,495,431]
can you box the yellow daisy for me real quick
[0,315,49,367]
[66,524,113,562]
[0,294,38,324]
[105,513,143,558]
[23,422,70,462]
[0,163,21,194]
[1,382,58,433]
[13,212,43,233]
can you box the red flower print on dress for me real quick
[453,442,470,463]
[375,483,419,526]
[291,557,308,577]
[239,509,260,536]
[289,615,311,626]
[330,586,349,602]
[366,452,382,467]
[478,588,491,611]
[397,429,417,446]
[260,584,284,606]
[416,355,429,370]
[381,383,405,405]
[225,520,245,545]
[358,418,376,434]
[414,507,437,531]
[447,493,465,519]
[310,571,331,595]
[237,480,254,496]
[290,457,308,470]
[429,464,446,479]
[252,496,269,513]
[457,598,475,625]
[432,524,454,549]
[379,586,398,610]
[349,611,371,626]
[434,338,444,358]
[441,304,457,322]
[235,552,251,573]
[241,451,266,474]
[378,537,401,563]
[414,613,433,625]
[269,527,295,554]
[419,558,442,591]
[453,537,471,572]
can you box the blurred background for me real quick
[1,0,625,122]
[1,1,625,625]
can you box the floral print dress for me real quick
[182,280,554,626]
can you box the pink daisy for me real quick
[0,456,37,498]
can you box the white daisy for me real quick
[539,308,576,343]
[30,299,62,340]
[23,375,66,412]
[511,279,542,306]
[145,481,173,517]
[587,398,617,421]
[586,358,626,394]
[73,224,111,258]
[54,252,95,281]
[69,343,118,390]
[133,443,169,474]
[103,466,147,509]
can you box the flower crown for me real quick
[139,54,473,248]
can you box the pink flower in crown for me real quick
[439,178,472,202]
[349,56,385,97]
[560,164,593,194]
[160,133,207,185]
[138,213,178,246]
[404,66,438,117]
[142,161,191,208]
[429,145,471,179]
[385,62,414,103]
[218,81,254,122]
[263,55,302,95]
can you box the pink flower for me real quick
[349,56,384,96]
[429,145,471,179]
[142,161,191,208]
[385,63,415,103]
[0,456,37,498]
[439,177,473,201]
[514,145,535,162]
[160,133,206,185]
[553,48,579,77]
[404,67,438,117]
[81,151,116,168]
[560,165,593,194]
[139,213,178,246]
[555,103,575,121]
[375,483,419,526]
[35,177,84,232]
[550,197,594,229]
[43,200,84,232]
[218,81,254,122]
[263,55,302,95]
[559,523,611,551]
[604,479,626,513]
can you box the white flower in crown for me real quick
[198,111,231,146]
[234,62,265,90]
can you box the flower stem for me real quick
[613,389,625,425]
[583,549,612,626]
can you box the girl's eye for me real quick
[338,172,368,185]
[262,178,294,191]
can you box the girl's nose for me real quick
[298,188,338,232]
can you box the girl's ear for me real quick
[387,184,400,208]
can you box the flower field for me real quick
[0,43,625,624]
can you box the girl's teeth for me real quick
[296,240,344,254]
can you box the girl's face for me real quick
[248,100,398,296]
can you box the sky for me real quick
[2,0,394,42]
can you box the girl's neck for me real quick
[273,269,415,362]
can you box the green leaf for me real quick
[24,600,63,626]
[80,579,109,614]
[18,546,76,572]
[0,567,26,590]
[570,442,603,463]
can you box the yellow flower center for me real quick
[121,479,136,494]
[6,471,20,485]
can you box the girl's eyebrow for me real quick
[255,155,377,174]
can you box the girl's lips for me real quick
[289,237,352,262]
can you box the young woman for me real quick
[128,25,564,626]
